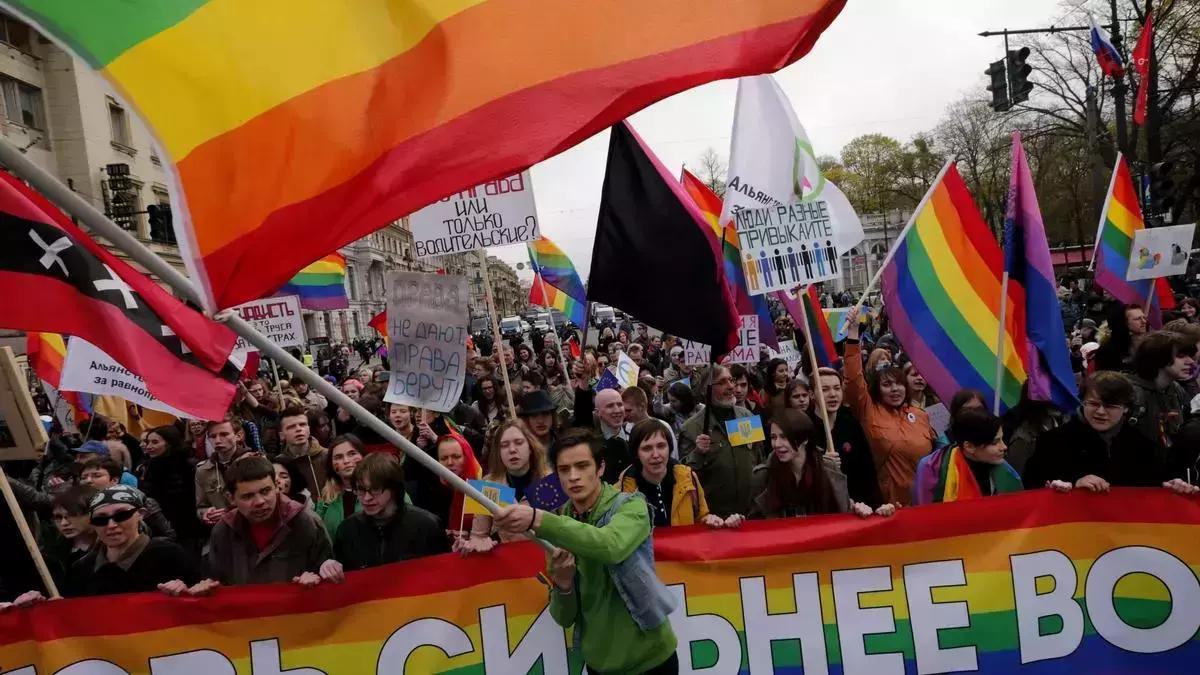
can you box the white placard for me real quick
[231,295,306,354]
[735,203,840,294]
[768,339,803,366]
[1127,223,1196,281]
[408,171,539,258]
[925,402,951,437]
[383,271,468,412]
[681,316,760,366]
[60,338,188,417]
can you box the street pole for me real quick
[0,137,551,550]
[1109,0,1131,158]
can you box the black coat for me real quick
[815,406,883,507]
[66,537,198,597]
[139,452,203,541]
[1023,416,1171,489]
[334,506,448,571]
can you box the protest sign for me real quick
[5,490,1198,674]
[766,339,803,366]
[735,203,840,294]
[925,402,952,437]
[408,172,539,258]
[230,295,305,354]
[59,338,188,417]
[0,347,47,461]
[1128,223,1196,281]
[681,316,759,365]
[383,271,468,413]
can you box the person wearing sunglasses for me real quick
[320,454,446,581]
[55,485,198,598]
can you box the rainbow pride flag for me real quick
[527,237,586,326]
[1094,154,1157,308]
[3,490,1197,673]
[277,253,349,311]
[882,164,1028,411]
[776,285,838,367]
[6,1,847,311]
[680,168,778,348]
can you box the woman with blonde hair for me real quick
[456,420,551,553]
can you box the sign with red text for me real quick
[231,295,305,353]
[409,171,539,257]
[681,316,760,366]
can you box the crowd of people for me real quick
[4,280,1200,672]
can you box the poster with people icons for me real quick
[734,201,840,294]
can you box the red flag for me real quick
[565,334,581,360]
[368,310,388,340]
[1132,14,1153,126]
[1155,277,1176,310]
[0,171,239,419]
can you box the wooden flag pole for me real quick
[992,271,1010,415]
[850,160,955,315]
[478,249,517,419]
[0,138,553,553]
[798,288,837,457]
[0,464,60,598]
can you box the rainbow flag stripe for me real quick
[528,237,586,326]
[25,330,66,388]
[1094,154,1155,307]
[801,285,837,366]
[277,253,348,311]
[5,1,847,311]
[2,490,1196,673]
[883,164,1028,411]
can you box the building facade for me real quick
[486,255,522,317]
[831,209,911,294]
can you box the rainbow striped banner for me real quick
[527,237,586,326]
[277,252,349,311]
[882,163,1028,412]
[1094,154,1155,308]
[3,490,1198,673]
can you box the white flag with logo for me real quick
[721,75,864,258]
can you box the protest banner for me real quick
[383,271,468,413]
[408,172,539,258]
[767,339,804,367]
[735,203,840,294]
[229,295,306,354]
[3,490,1198,674]
[681,316,759,366]
[59,338,189,418]
[1128,223,1196,281]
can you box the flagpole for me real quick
[851,160,955,314]
[992,271,1010,415]
[1088,152,1123,271]
[477,249,517,419]
[0,139,553,550]
[0,465,60,598]
[798,286,837,458]
[527,246,575,386]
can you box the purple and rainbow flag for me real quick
[776,285,838,367]
[277,252,349,311]
[527,237,586,326]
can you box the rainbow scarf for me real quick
[919,445,1023,504]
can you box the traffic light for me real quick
[1149,162,1176,216]
[985,59,1010,111]
[1007,47,1033,105]
[146,203,173,239]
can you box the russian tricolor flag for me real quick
[1090,16,1125,78]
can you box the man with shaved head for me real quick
[592,388,632,482]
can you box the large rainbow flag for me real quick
[3,1,848,311]
[3,490,1198,673]
[882,163,1028,411]
[1094,154,1157,308]
[680,168,778,348]
[276,253,349,311]
[527,237,586,326]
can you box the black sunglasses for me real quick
[90,508,138,527]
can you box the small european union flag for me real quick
[527,473,570,511]
[725,415,764,446]
[593,368,621,393]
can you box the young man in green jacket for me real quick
[495,430,678,674]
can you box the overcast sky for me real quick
[489,0,1071,282]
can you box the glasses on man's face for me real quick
[1082,399,1124,413]
[90,508,138,527]
[354,486,386,498]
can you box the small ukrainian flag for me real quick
[725,415,764,446]
[464,479,517,516]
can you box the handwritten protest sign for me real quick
[408,171,539,258]
[682,316,759,365]
[1128,223,1196,281]
[735,202,840,294]
[767,339,803,367]
[230,295,305,354]
[383,271,467,412]
[60,338,188,417]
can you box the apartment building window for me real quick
[0,75,44,130]
[0,13,32,53]
[108,97,132,148]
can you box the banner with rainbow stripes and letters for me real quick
[3,489,1198,673]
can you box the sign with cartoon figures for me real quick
[1128,223,1195,281]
